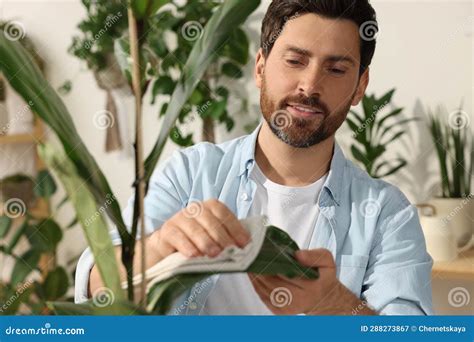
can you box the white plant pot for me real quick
[429,197,473,251]
[419,216,458,262]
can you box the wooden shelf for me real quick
[432,248,474,280]
[0,133,37,144]
[0,124,45,144]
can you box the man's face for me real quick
[255,13,369,148]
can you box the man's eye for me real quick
[329,68,346,75]
[286,59,303,66]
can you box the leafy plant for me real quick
[0,170,74,315]
[147,1,251,146]
[70,0,251,148]
[69,0,128,71]
[427,104,472,198]
[346,89,418,178]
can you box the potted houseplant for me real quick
[346,89,418,178]
[425,104,473,252]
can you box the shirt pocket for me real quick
[336,254,369,297]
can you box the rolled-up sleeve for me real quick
[74,149,194,303]
[361,199,434,315]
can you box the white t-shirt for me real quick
[201,162,328,315]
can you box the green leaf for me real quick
[374,157,407,178]
[0,282,33,314]
[38,143,126,307]
[151,76,175,101]
[206,100,227,120]
[169,126,193,147]
[11,249,40,286]
[377,88,396,109]
[346,117,361,135]
[351,145,368,165]
[0,33,129,255]
[131,0,170,19]
[43,266,69,300]
[375,159,407,178]
[0,216,12,239]
[34,170,57,198]
[381,131,406,146]
[221,28,249,65]
[376,108,403,131]
[349,110,365,125]
[221,62,243,78]
[26,218,63,253]
[189,88,204,106]
[144,0,261,183]
[361,95,375,121]
[378,117,418,140]
[216,86,229,99]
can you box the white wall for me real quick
[1,0,472,314]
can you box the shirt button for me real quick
[240,193,250,201]
[189,302,198,310]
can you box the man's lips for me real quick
[286,103,325,118]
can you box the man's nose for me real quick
[297,66,324,98]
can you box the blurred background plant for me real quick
[68,0,251,149]
[148,0,250,146]
[427,103,473,198]
[0,170,78,315]
[346,88,419,178]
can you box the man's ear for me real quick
[351,67,370,106]
[254,48,265,89]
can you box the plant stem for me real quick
[128,6,147,308]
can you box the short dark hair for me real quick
[260,0,378,76]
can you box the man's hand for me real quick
[249,248,377,315]
[152,199,251,259]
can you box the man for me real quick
[76,0,433,315]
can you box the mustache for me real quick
[279,95,329,116]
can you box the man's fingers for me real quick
[178,220,222,257]
[208,200,251,247]
[295,248,335,268]
[159,225,201,258]
[192,208,235,248]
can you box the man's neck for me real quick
[254,121,334,187]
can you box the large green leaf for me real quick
[0,36,129,244]
[147,226,318,314]
[144,0,261,183]
[38,143,125,307]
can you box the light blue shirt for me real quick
[75,122,433,315]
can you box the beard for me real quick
[260,78,356,148]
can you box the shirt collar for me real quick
[238,120,346,206]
